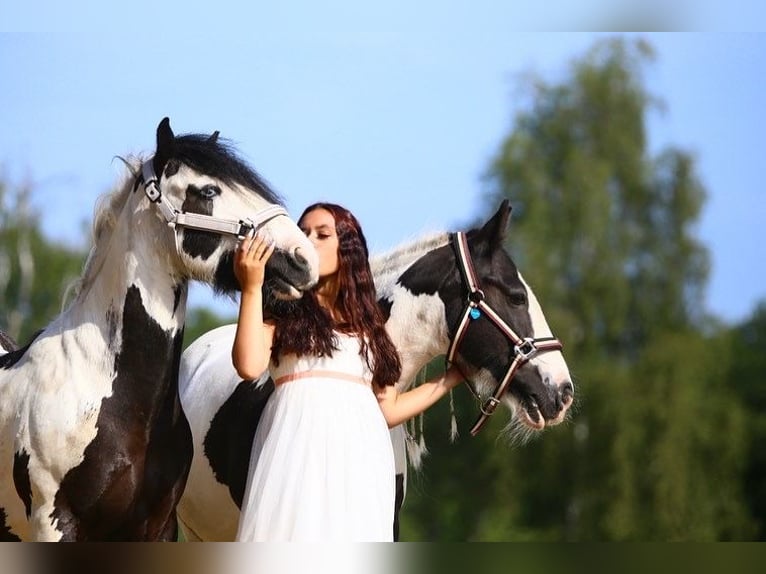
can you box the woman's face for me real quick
[299,208,339,279]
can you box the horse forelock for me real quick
[172,135,284,206]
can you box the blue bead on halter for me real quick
[469,308,482,320]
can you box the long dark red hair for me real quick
[266,202,402,388]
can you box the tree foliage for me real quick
[0,177,86,345]
[400,37,757,541]
[183,306,235,350]
[725,302,766,539]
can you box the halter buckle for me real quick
[237,219,255,240]
[141,160,162,202]
[514,338,537,361]
[480,396,500,416]
[145,182,161,202]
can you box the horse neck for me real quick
[372,233,451,389]
[69,194,188,339]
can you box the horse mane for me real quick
[66,156,141,304]
[171,134,284,206]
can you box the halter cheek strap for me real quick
[139,160,287,240]
[445,231,563,436]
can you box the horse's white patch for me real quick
[0,317,115,541]
[385,287,450,388]
[519,273,572,390]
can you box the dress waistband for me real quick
[274,369,371,387]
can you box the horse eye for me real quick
[197,185,220,199]
[510,293,527,306]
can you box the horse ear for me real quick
[207,130,220,144]
[475,199,512,248]
[153,117,175,174]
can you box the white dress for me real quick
[236,332,396,542]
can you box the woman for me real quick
[232,202,463,542]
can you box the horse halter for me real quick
[445,232,563,436]
[138,160,287,241]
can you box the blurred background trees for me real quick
[398,37,762,541]
[0,177,85,345]
[0,36,763,540]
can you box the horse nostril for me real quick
[292,247,309,267]
[556,381,574,412]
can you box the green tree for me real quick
[183,306,235,350]
[725,301,766,538]
[0,176,86,345]
[401,37,752,540]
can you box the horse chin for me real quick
[503,394,546,431]
[518,399,546,430]
[267,277,304,301]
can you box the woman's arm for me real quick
[231,233,276,380]
[376,365,464,428]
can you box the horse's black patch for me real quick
[396,244,452,297]
[377,297,393,322]
[180,187,220,260]
[51,284,192,541]
[172,284,185,316]
[106,306,118,347]
[204,378,275,508]
[393,472,404,542]
[12,450,32,518]
[0,508,21,541]
[170,133,283,206]
[0,329,17,353]
[213,251,239,295]
[0,330,41,370]
[164,158,181,178]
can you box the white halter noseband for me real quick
[139,160,287,240]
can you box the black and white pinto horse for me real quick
[0,118,319,541]
[176,201,574,541]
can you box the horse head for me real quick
[142,117,319,299]
[395,200,573,436]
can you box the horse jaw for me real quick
[260,217,319,291]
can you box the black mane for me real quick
[172,134,284,206]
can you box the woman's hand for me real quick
[233,231,275,294]
[377,365,465,428]
[443,364,465,390]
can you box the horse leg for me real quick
[0,509,22,541]
[390,425,408,542]
[393,473,405,542]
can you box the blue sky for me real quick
[1,15,764,324]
